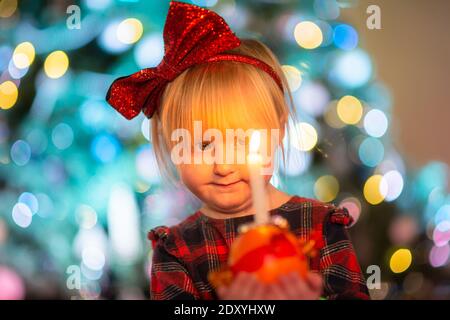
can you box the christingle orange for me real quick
[208,216,323,287]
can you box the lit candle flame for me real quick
[249,130,261,154]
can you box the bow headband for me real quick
[106,0,284,120]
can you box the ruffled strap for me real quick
[148,225,170,250]
[328,205,354,227]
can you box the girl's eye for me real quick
[196,141,213,151]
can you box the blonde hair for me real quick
[151,39,298,186]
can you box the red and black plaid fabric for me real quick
[148,195,370,300]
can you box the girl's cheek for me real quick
[178,164,209,185]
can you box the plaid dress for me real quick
[148,195,370,300]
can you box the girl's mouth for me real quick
[212,180,242,189]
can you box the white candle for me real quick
[247,131,269,225]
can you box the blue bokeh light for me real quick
[91,134,121,163]
[333,24,358,50]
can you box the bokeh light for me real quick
[333,24,358,50]
[363,174,388,205]
[82,247,106,271]
[434,204,450,226]
[12,203,33,228]
[81,262,103,281]
[12,42,35,69]
[80,99,112,130]
[0,266,25,300]
[76,204,98,229]
[134,34,165,68]
[91,134,121,163]
[0,80,18,110]
[389,215,418,246]
[358,137,384,167]
[117,18,144,44]
[381,170,404,202]
[429,244,450,268]
[337,95,363,125]
[35,193,54,218]
[141,118,151,141]
[364,109,388,138]
[294,21,323,49]
[136,145,161,184]
[18,192,39,215]
[390,248,412,273]
[294,81,330,117]
[52,123,74,150]
[339,197,362,226]
[329,49,372,88]
[433,221,450,247]
[0,0,18,18]
[282,65,302,92]
[8,59,29,79]
[291,122,318,152]
[44,51,69,79]
[314,175,339,202]
[10,140,31,166]
[99,21,131,53]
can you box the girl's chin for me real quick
[212,195,250,211]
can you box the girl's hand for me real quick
[216,272,268,300]
[265,271,323,300]
[216,271,323,300]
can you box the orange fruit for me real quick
[229,223,308,284]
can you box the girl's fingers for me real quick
[223,272,260,300]
[225,272,249,299]
[306,272,323,294]
[279,273,302,299]
[266,281,287,300]
[251,279,267,300]
[238,273,260,299]
[217,286,228,299]
[289,272,311,299]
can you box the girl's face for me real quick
[179,158,260,215]
[176,129,279,216]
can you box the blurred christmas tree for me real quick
[0,0,448,299]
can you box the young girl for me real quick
[106,1,369,300]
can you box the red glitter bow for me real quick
[106,0,284,120]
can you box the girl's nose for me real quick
[213,162,235,176]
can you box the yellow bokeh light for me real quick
[294,21,323,50]
[337,95,363,125]
[44,51,69,79]
[314,175,339,202]
[363,174,387,205]
[0,81,18,110]
[117,18,144,44]
[324,100,346,129]
[389,248,412,273]
[13,42,35,69]
[292,122,318,151]
[282,65,302,92]
[0,0,18,18]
